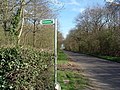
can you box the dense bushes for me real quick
[0,47,54,90]
[64,6,120,57]
[65,28,120,57]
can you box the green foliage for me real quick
[0,47,54,90]
[98,56,120,63]
[64,6,120,57]
[58,51,88,90]
[58,50,68,64]
[58,70,88,90]
[19,26,54,50]
[10,8,21,36]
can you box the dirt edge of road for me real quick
[58,58,97,90]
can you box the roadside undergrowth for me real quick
[58,51,89,90]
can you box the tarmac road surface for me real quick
[64,51,120,90]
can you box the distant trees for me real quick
[58,31,64,49]
[0,0,31,45]
[23,0,54,47]
[64,5,120,56]
[0,0,63,51]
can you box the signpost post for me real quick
[40,19,61,90]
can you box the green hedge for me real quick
[0,47,54,90]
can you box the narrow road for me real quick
[64,51,120,90]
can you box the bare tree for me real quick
[65,5,120,56]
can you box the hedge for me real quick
[0,47,54,90]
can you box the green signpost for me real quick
[40,19,61,90]
[40,19,54,25]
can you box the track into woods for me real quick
[64,51,120,90]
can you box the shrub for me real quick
[0,47,54,90]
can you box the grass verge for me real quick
[58,50,68,64]
[87,53,120,63]
[98,56,120,63]
[57,50,89,90]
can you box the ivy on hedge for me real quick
[0,47,54,90]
